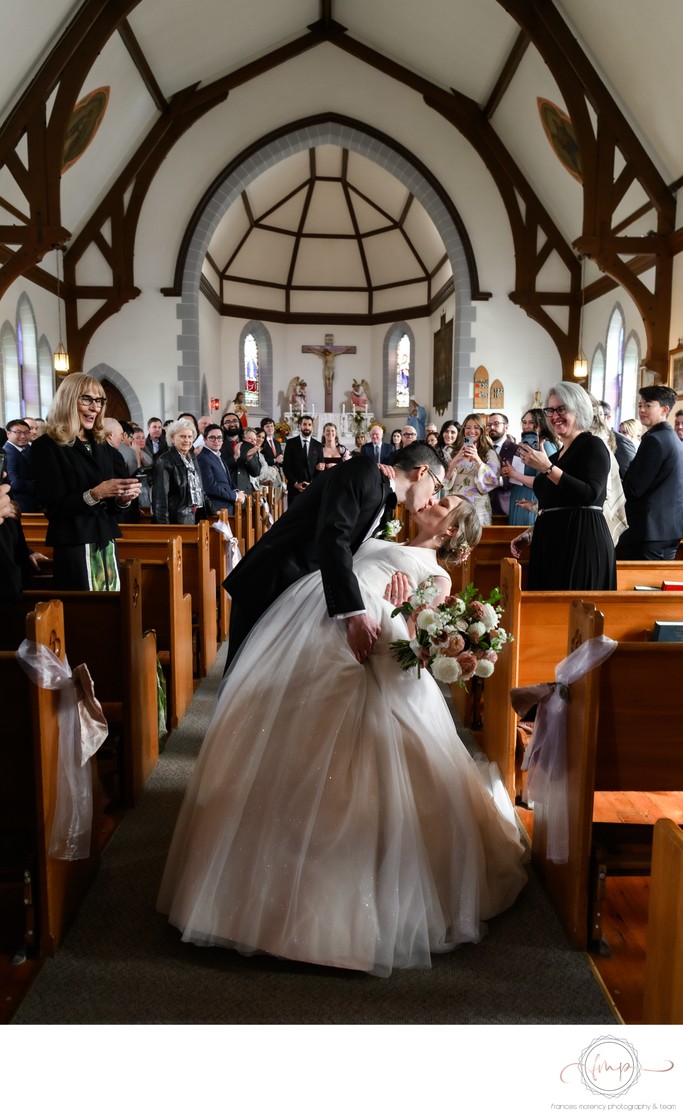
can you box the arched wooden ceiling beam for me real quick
[330,30,581,376]
[0,0,143,294]
[500,0,676,378]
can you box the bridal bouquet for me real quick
[390,577,512,687]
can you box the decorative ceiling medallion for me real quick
[537,97,583,184]
[62,86,110,173]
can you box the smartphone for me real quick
[463,436,474,446]
[521,433,538,450]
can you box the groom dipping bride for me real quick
[223,441,450,668]
[158,439,528,977]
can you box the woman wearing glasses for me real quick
[31,372,141,590]
[514,382,616,590]
[441,414,500,526]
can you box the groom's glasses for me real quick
[426,466,444,495]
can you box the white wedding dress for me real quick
[157,539,527,976]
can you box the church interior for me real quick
[2,0,683,1056]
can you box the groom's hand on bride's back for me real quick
[346,614,382,664]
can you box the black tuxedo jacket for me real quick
[360,441,394,465]
[224,455,392,665]
[282,434,324,500]
[261,435,284,468]
[621,422,683,543]
[4,442,37,511]
[489,435,516,517]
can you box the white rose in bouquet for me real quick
[431,655,462,683]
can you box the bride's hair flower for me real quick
[389,577,513,688]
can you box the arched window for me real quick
[591,306,640,428]
[589,346,605,402]
[1,321,21,420]
[239,321,272,416]
[383,322,415,416]
[244,332,259,407]
[37,337,55,417]
[620,335,641,425]
[17,293,39,413]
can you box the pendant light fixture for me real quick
[573,254,588,379]
[53,246,69,374]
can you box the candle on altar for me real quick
[342,403,346,415]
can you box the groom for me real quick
[223,441,445,669]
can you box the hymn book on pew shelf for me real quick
[652,620,683,642]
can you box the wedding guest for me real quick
[197,424,245,513]
[503,408,558,526]
[514,382,615,590]
[442,414,500,526]
[401,424,418,445]
[618,417,643,447]
[144,416,167,461]
[599,399,635,479]
[618,384,683,561]
[30,372,140,590]
[360,424,391,465]
[389,428,403,456]
[152,419,215,524]
[318,421,349,469]
[486,412,517,518]
[673,409,683,442]
[437,419,459,464]
[260,417,284,469]
[282,415,324,501]
[3,418,37,511]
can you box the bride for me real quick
[158,496,527,977]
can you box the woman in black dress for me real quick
[517,382,616,591]
[31,372,141,590]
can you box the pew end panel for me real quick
[531,601,683,952]
[642,818,683,1024]
[0,601,101,958]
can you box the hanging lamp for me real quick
[53,247,69,374]
[573,255,588,379]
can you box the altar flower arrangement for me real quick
[390,578,512,687]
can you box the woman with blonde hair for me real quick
[31,371,140,589]
[441,413,500,525]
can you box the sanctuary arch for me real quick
[174,117,478,419]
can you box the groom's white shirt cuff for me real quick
[334,480,397,620]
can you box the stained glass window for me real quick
[396,332,410,409]
[244,332,259,407]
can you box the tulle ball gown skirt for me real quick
[157,541,527,977]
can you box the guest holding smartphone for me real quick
[441,413,500,525]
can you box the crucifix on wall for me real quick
[302,333,357,411]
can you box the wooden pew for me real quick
[531,600,683,951]
[480,558,683,803]
[615,560,683,589]
[117,521,217,676]
[456,524,529,597]
[126,536,194,729]
[5,560,159,807]
[0,600,101,957]
[643,819,683,1024]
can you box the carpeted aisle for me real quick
[12,646,615,1025]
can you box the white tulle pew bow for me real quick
[510,635,616,863]
[212,517,242,571]
[16,640,108,860]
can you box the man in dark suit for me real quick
[486,412,517,518]
[282,415,324,503]
[224,442,446,670]
[600,400,636,478]
[4,418,37,511]
[618,385,683,560]
[144,416,167,461]
[197,424,245,512]
[260,417,284,469]
[360,424,394,465]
